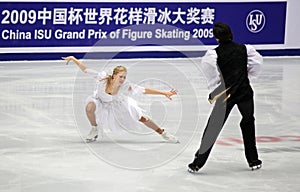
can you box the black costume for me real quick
[189,40,262,172]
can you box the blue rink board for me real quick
[0,1,292,60]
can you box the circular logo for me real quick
[246,10,266,33]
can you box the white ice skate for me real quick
[161,130,179,143]
[86,126,99,142]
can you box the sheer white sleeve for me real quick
[200,50,220,90]
[122,82,145,96]
[129,83,146,95]
[84,68,107,80]
[246,44,263,82]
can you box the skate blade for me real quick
[164,138,180,144]
[187,164,200,174]
[85,138,96,143]
[188,168,200,174]
[251,164,262,171]
[188,168,196,173]
[172,139,180,144]
[85,136,98,143]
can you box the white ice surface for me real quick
[0,57,299,192]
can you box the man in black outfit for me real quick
[188,22,263,172]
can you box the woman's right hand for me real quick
[61,56,75,65]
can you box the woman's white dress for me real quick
[84,68,146,134]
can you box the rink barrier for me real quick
[1,49,300,61]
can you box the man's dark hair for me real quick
[213,22,233,43]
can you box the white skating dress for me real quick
[84,68,146,134]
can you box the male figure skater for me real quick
[188,22,263,172]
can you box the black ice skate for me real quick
[249,159,262,171]
[187,163,201,173]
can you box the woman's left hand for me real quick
[165,89,178,100]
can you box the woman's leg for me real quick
[139,116,179,143]
[85,102,99,142]
[86,102,97,126]
[139,116,163,134]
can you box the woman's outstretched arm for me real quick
[144,88,177,100]
[62,56,87,72]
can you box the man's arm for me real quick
[246,45,263,82]
[200,50,220,90]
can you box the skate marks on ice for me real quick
[0,58,300,192]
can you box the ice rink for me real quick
[0,56,299,192]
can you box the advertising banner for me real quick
[0,1,287,56]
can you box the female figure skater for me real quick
[62,56,179,143]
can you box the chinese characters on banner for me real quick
[0,2,286,48]
[0,7,214,26]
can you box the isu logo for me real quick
[246,10,266,33]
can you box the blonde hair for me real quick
[100,66,127,89]
[112,66,127,76]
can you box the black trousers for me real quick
[193,97,259,167]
